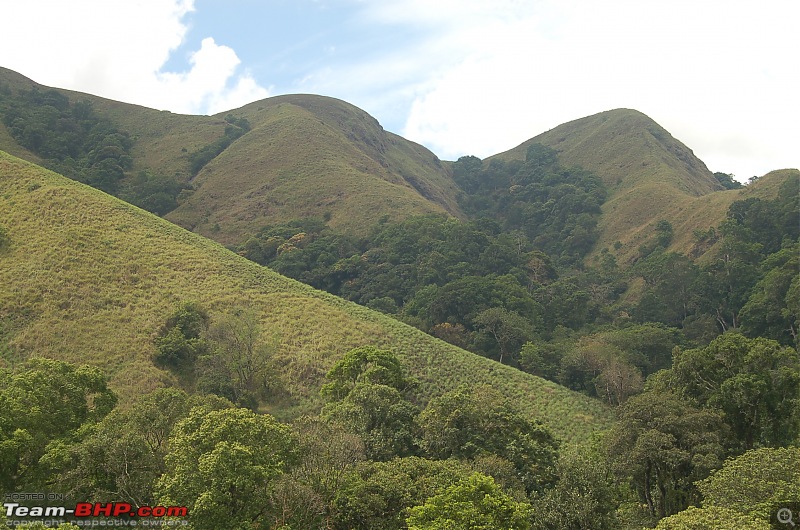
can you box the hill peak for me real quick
[487,109,724,264]
[492,108,720,196]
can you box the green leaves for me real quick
[672,333,800,449]
[0,358,116,491]
[156,407,296,530]
[321,347,418,460]
[418,385,558,494]
[321,345,411,401]
[406,472,533,530]
[607,390,726,518]
[698,447,800,521]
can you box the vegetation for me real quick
[0,69,797,529]
[187,114,251,175]
[0,151,611,442]
[0,85,189,214]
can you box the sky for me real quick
[0,1,797,182]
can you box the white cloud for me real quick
[350,0,799,179]
[0,0,269,114]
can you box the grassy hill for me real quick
[165,94,463,244]
[0,67,461,247]
[0,150,610,443]
[488,109,729,264]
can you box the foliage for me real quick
[473,307,532,364]
[0,358,116,491]
[187,114,250,175]
[47,388,230,505]
[713,172,743,190]
[671,333,800,449]
[452,144,607,267]
[530,443,620,530]
[697,446,800,521]
[198,308,281,408]
[323,383,420,460]
[406,472,533,530]
[321,347,418,460]
[418,385,559,494]
[0,87,134,195]
[607,390,726,519]
[320,345,412,400]
[156,407,297,530]
[120,169,187,215]
[558,338,643,406]
[653,506,770,529]
[739,244,800,345]
[153,302,210,370]
[331,457,473,530]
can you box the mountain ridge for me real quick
[1,67,795,265]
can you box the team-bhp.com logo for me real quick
[4,502,188,526]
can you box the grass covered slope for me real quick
[489,109,725,264]
[166,95,461,244]
[0,151,610,443]
[0,68,462,244]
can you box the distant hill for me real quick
[0,150,610,443]
[0,67,462,246]
[488,109,732,264]
[1,67,794,267]
[166,94,463,244]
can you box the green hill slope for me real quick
[0,151,610,443]
[166,94,462,244]
[488,109,726,264]
[0,68,461,246]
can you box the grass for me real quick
[0,151,612,444]
[0,67,463,247]
[165,96,462,244]
[486,109,797,266]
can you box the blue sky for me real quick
[0,0,798,181]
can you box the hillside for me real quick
[0,150,610,443]
[0,67,462,246]
[488,109,728,264]
[165,94,463,244]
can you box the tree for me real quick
[321,347,418,460]
[653,506,769,529]
[320,346,411,401]
[713,172,743,190]
[199,308,280,408]
[671,333,800,449]
[153,302,209,370]
[418,385,558,494]
[607,390,726,519]
[0,359,116,491]
[530,444,620,530]
[406,472,532,530]
[473,307,532,364]
[331,457,473,530]
[557,338,643,405]
[697,447,800,521]
[49,388,230,507]
[739,244,799,344]
[156,407,297,530]
[267,417,365,529]
[322,383,419,460]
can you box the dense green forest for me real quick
[238,149,799,406]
